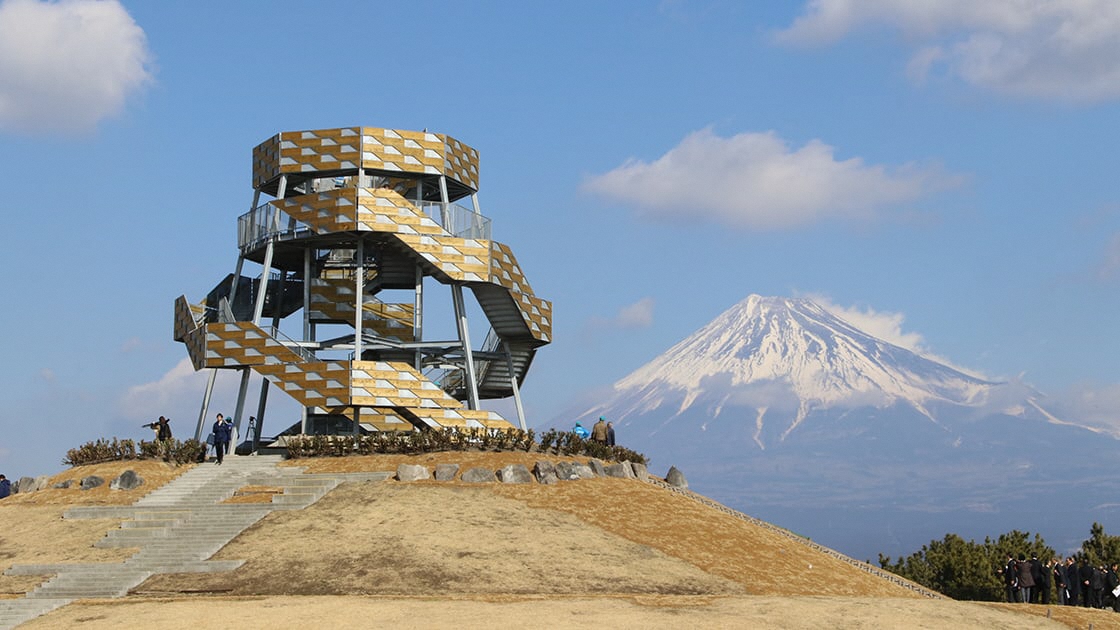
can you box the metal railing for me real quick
[418,201,491,240]
[237,202,310,252]
[268,325,316,362]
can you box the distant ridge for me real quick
[563,294,1120,560]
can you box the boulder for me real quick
[572,462,596,479]
[497,464,533,484]
[533,461,558,485]
[587,459,606,476]
[52,480,73,489]
[554,461,594,481]
[110,470,143,491]
[80,475,104,491]
[603,462,634,479]
[461,467,497,483]
[396,464,430,482]
[630,462,649,482]
[16,476,35,494]
[665,466,688,489]
[434,463,460,481]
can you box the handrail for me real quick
[268,325,316,362]
[237,202,310,252]
[418,201,491,240]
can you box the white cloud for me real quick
[777,0,1120,103]
[1051,382,1120,436]
[586,297,656,331]
[583,128,960,230]
[808,293,989,378]
[0,0,152,133]
[616,297,655,329]
[119,358,302,438]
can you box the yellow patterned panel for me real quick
[252,134,280,190]
[359,127,443,176]
[488,242,553,343]
[437,133,480,191]
[309,278,415,342]
[278,127,362,175]
[202,322,308,369]
[253,127,480,193]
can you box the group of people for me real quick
[143,413,233,464]
[1001,554,1120,610]
[572,417,616,446]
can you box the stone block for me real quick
[396,464,430,482]
[497,464,533,484]
[434,463,460,481]
[461,467,496,483]
[665,466,688,489]
[110,470,143,491]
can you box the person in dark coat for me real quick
[0,475,9,499]
[1107,563,1120,611]
[1053,557,1068,605]
[1080,558,1095,607]
[1001,554,1018,603]
[1016,554,1036,603]
[212,413,232,465]
[1092,565,1106,608]
[1034,555,1051,604]
[606,421,616,447]
[1066,557,1081,606]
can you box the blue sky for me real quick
[2,0,1120,478]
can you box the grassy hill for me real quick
[0,453,1115,629]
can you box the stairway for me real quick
[0,455,382,629]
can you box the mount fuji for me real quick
[565,295,1120,560]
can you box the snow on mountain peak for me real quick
[613,294,995,416]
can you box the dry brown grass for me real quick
[7,454,1120,629]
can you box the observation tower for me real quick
[173,126,552,446]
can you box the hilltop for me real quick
[0,454,1114,628]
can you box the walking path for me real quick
[0,455,386,629]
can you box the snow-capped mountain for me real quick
[558,294,1120,560]
[583,294,1065,449]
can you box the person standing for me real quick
[1066,557,1081,606]
[606,421,616,447]
[1079,558,1095,607]
[1034,555,1051,604]
[1053,557,1068,605]
[1001,554,1018,603]
[590,417,608,444]
[1016,554,1035,603]
[572,422,590,439]
[212,413,232,465]
[0,475,10,499]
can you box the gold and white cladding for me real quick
[252,127,479,193]
[488,242,552,343]
[173,295,208,370]
[308,277,415,341]
[202,322,308,369]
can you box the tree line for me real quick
[878,523,1120,601]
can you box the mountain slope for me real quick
[567,295,1120,560]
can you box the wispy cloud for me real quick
[587,297,656,331]
[776,0,1120,103]
[583,128,960,230]
[0,0,153,133]
[808,293,989,378]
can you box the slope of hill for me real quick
[3,456,1107,629]
[571,295,1120,560]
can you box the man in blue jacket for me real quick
[212,413,232,465]
[0,475,10,499]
